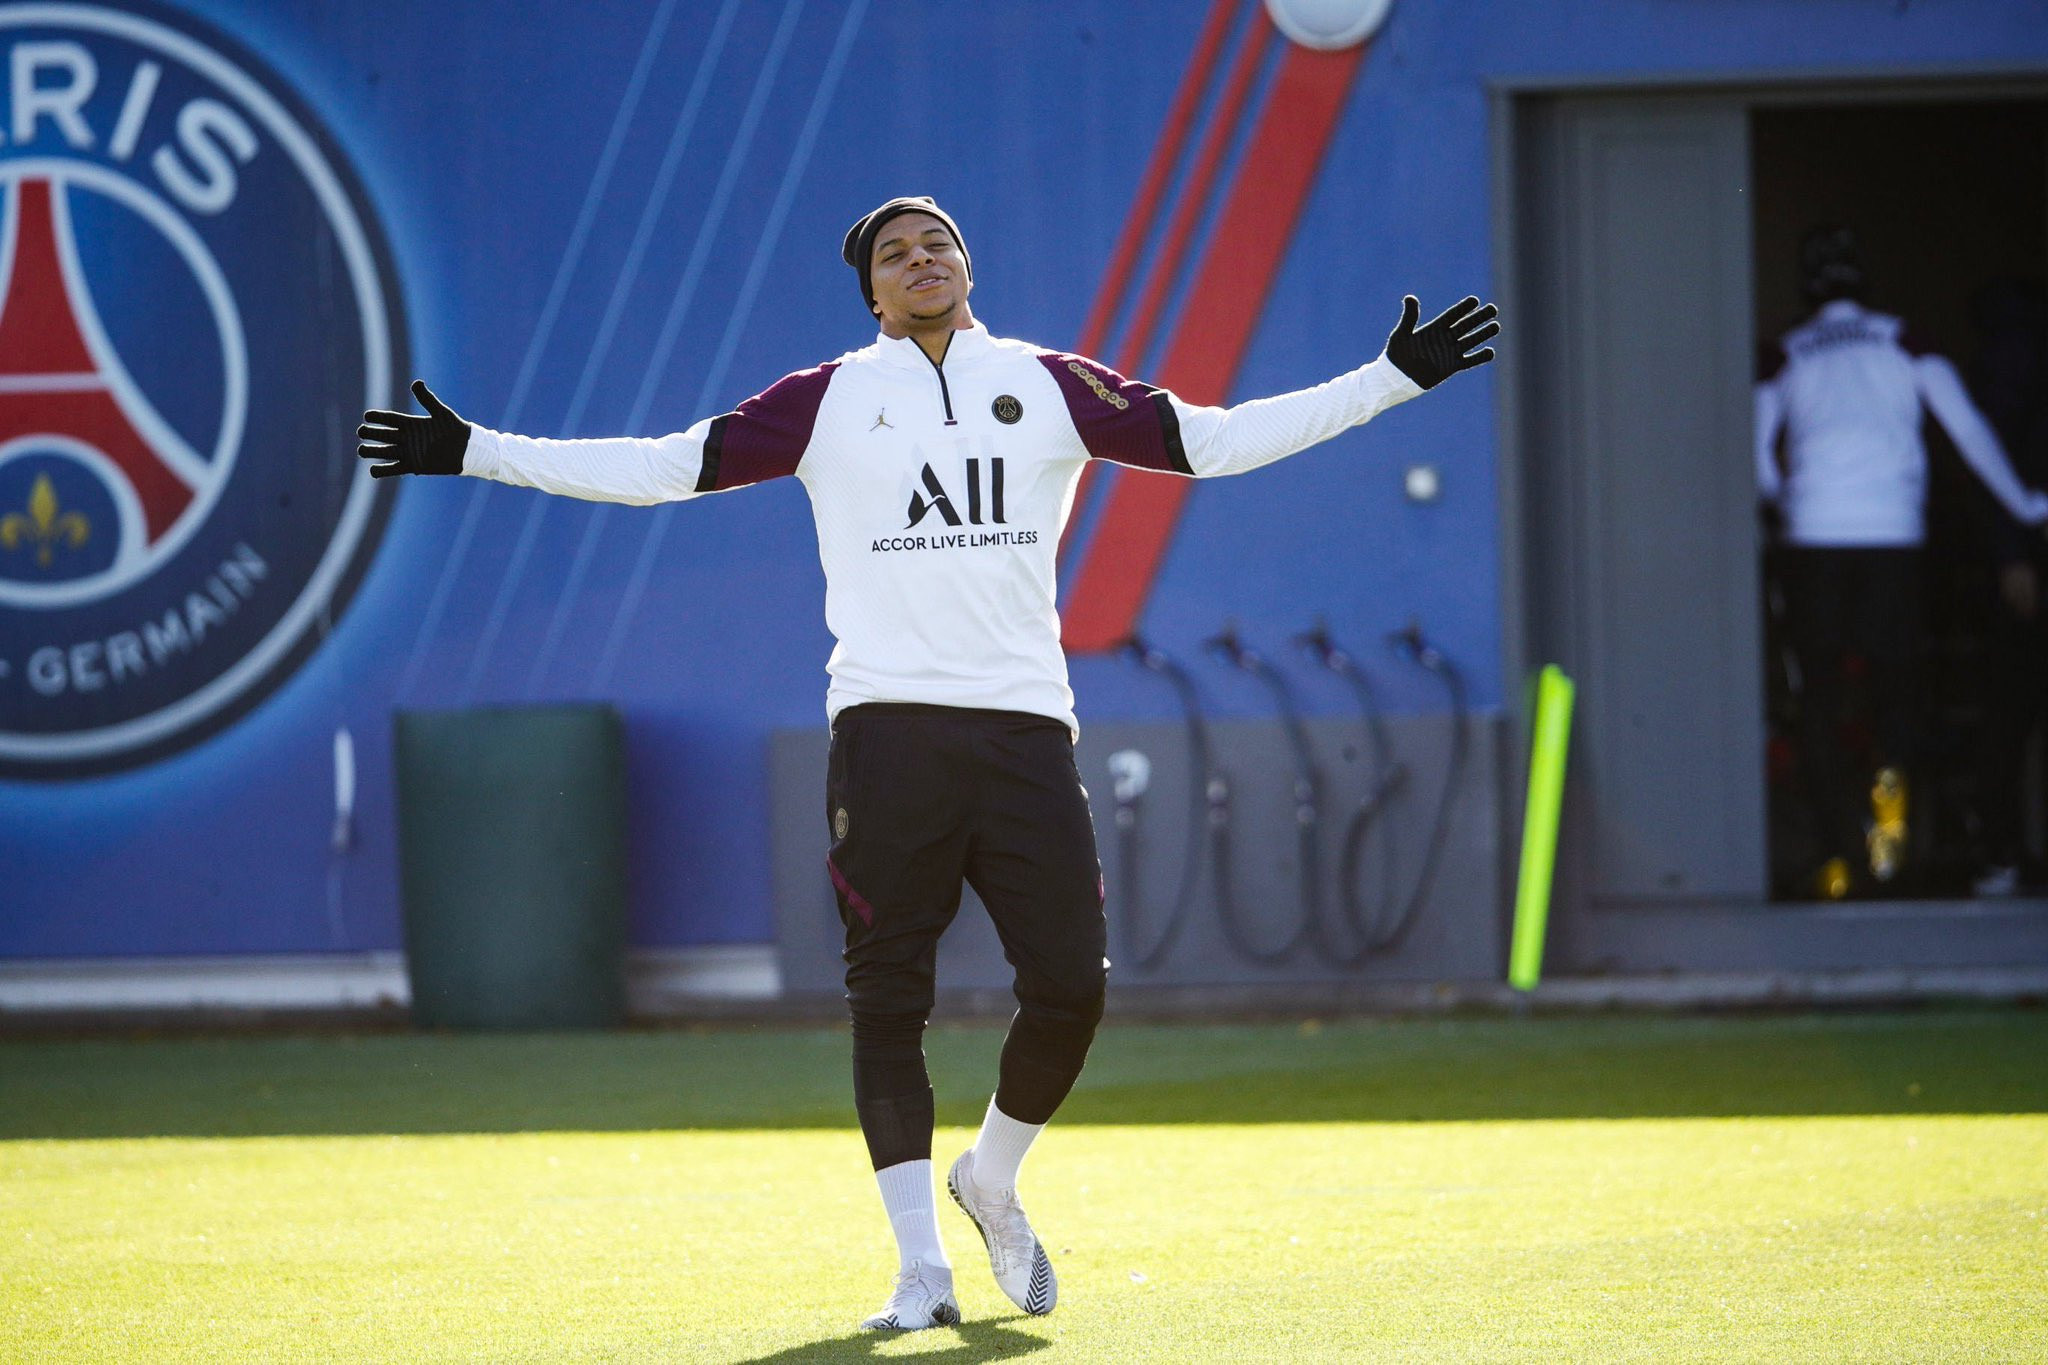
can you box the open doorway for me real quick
[1508,78,2048,976]
[1752,99,2048,902]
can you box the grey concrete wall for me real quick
[771,714,1505,999]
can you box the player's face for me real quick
[869,213,970,331]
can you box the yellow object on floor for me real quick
[1868,767,1908,883]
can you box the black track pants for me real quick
[826,703,1108,1171]
[1783,546,1924,863]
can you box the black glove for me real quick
[357,380,470,478]
[1384,295,1499,390]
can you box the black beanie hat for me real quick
[1800,224,1864,305]
[842,196,971,314]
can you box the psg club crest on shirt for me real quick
[0,2,404,778]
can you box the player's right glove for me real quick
[1384,295,1500,390]
[357,380,471,478]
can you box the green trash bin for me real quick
[395,704,629,1029]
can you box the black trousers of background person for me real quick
[1782,546,1925,868]
[825,703,1107,1172]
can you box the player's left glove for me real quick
[357,380,471,478]
[1384,295,1500,390]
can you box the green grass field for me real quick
[3,1009,2044,1362]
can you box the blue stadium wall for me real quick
[3,0,2043,960]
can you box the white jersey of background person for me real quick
[1755,298,2048,547]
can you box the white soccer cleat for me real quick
[947,1149,1057,1316]
[858,1261,961,1331]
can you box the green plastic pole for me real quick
[1509,665,1575,991]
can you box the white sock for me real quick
[970,1097,1044,1193]
[875,1159,949,1274]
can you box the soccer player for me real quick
[1756,226,2048,898]
[358,196,1498,1330]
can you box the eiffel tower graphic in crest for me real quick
[0,176,202,565]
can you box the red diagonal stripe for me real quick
[1061,0,1243,567]
[1114,14,1270,379]
[1060,40,1370,654]
[1073,0,1240,363]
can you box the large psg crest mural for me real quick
[0,1,403,778]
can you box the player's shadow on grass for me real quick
[730,1317,1050,1364]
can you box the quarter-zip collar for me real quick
[874,321,991,426]
[873,320,993,372]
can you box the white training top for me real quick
[1755,299,2048,547]
[463,321,1423,731]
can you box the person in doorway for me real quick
[1756,226,2048,899]
[356,195,1499,1330]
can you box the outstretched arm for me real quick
[1915,353,2048,527]
[1051,296,1497,480]
[358,381,710,505]
[1177,294,1497,478]
[359,365,835,504]
[462,424,714,506]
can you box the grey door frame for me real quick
[1489,64,2048,976]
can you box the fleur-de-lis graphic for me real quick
[0,474,92,567]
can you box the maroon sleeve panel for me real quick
[696,361,840,493]
[1036,351,1191,475]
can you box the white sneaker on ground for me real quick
[947,1148,1056,1316]
[858,1261,960,1331]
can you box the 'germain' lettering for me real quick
[14,546,268,696]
